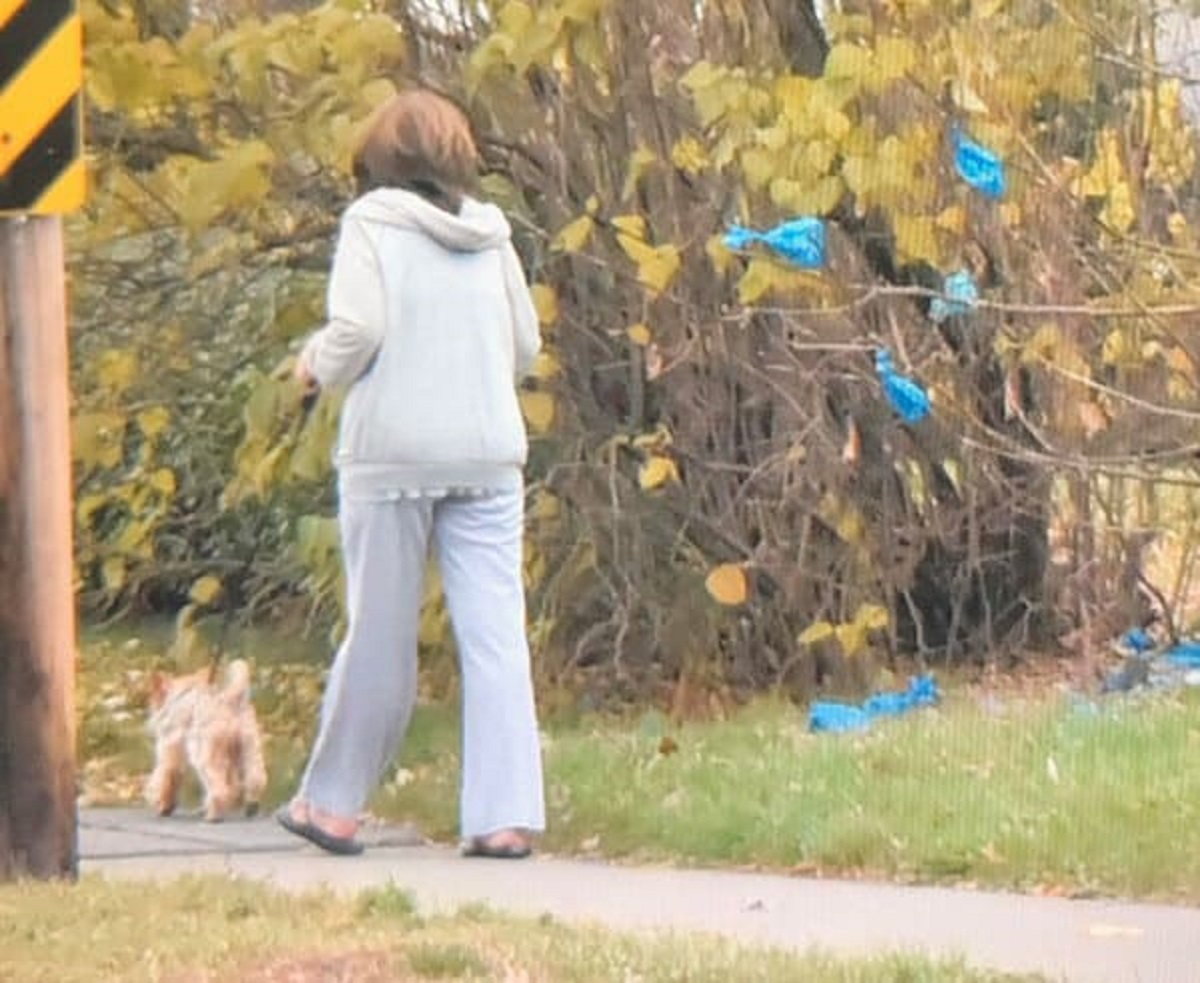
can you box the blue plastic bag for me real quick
[809,675,940,734]
[929,269,979,324]
[1164,641,1200,671]
[1121,627,1155,653]
[863,675,940,717]
[953,129,1006,199]
[808,702,871,733]
[724,217,826,269]
[875,349,931,424]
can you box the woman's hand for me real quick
[294,353,319,395]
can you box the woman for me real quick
[277,88,545,859]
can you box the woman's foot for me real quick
[462,828,533,859]
[276,800,364,856]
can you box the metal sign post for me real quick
[0,0,85,881]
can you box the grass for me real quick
[373,689,1200,901]
[77,625,1200,902]
[0,876,1043,982]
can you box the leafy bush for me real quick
[73,0,1200,702]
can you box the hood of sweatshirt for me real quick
[348,187,512,252]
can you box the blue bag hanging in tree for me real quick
[875,349,931,424]
[952,129,1006,199]
[929,269,979,323]
[723,217,826,268]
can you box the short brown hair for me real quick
[353,88,479,211]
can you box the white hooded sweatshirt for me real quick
[300,188,541,501]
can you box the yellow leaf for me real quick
[1076,129,1125,199]
[612,213,648,240]
[530,351,562,380]
[520,391,556,433]
[627,323,652,346]
[190,575,223,605]
[551,214,593,252]
[639,455,679,491]
[497,0,535,35]
[618,236,681,297]
[836,621,869,658]
[530,284,559,325]
[892,214,941,265]
[1100,181,1135,233]
[825,42,871,81]
[670,136,707,175]
[872,36,916,86]
[737,260,792,305]
[76,493,107,527]
[95,349,139,394]
[769,175,844,216]
[936,205,967,235]
[623,146,658,199]
[706,234,734,275]
[101,556,126,593]
[855,603,890,632]
[798,620,835,646]
[739,147,777,191]
[148,468,177,496]
[705,564,748,606]
[360,77,397,111]
[1101,327,1137,367]
[73,412,126,471]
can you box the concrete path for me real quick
[80,809,1200,983]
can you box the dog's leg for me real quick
[238,716,268,817]
[194,731,238,822]
[147,739,185,817]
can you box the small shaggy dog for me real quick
[144,658,268,822]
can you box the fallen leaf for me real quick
[705,563,748,606]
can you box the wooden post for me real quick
[0,216,78,881]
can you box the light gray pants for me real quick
[297,490,546,839]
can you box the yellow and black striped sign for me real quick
[0,0,84,215]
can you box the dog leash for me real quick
[206,381,321,676]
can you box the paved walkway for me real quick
[80,808,1199,982]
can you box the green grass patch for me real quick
[376,691,1200,902]
[78,627,1200,901]
[0,876,1041,982]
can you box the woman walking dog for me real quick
[277,88,545,859]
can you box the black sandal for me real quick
[276,806,364,856]
[462,835,532,860]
